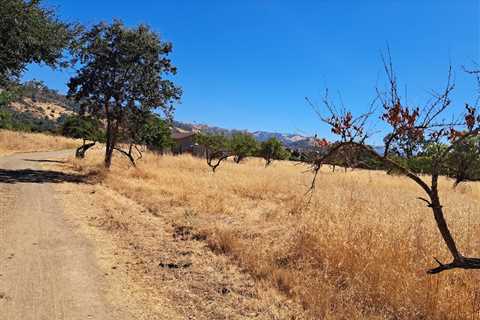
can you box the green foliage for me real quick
[0,107,14,130]
[384,138,480,182]
[230,132,259,163]
[196,132,230,157]
[405,156,433,174]
[0,89,17,108]
[0,107,56,132]
[259,137,290,166]
[60,114,105,142]
[0,0,75,85]
[421,142,448,158]
[445,136,480,183]
[0,90,17,130]
[67,20,181,167]
[139,114,173,150]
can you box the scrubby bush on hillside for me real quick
[19,80,80,111]
[0,98,57,133]
[0,107,13,130]
[61,114,104,141]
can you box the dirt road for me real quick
[0,151,122,320]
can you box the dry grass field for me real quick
[0,130,79,155]
[65,148,480,319]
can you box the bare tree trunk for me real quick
[265,158,272,167]
[430,198,462,261]
[234,155,243,164]
[104,119,117,169]
[428,174,463,263]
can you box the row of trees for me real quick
[195,132,290,172]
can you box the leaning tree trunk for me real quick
[428,177,463,262]
[75,140,96,159]
[427,189,480,273]
[358,144,480,274]
[423,173,480,274]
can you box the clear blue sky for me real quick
[23,1,479,143]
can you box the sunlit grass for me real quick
[72,149,480,319]
[0,130,79,155]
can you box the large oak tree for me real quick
[67,20,181,168]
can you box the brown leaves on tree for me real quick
[465,104,477,131]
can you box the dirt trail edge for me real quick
[0,150,124,320]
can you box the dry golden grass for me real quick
[0,130,79,156]
[70,150,480,319]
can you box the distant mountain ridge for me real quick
[173,121,319,150]
[173,121,385,154]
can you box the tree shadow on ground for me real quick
[0,168,86,184]
[22,159,67,164]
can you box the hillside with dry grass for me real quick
[54,148,480,320]
[9,98,74,121]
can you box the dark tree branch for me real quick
[75,141,96,159]
[428,257,480,274]
[207,153,229,173]
[114,146,136,167]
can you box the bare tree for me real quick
[307,54,480,274]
